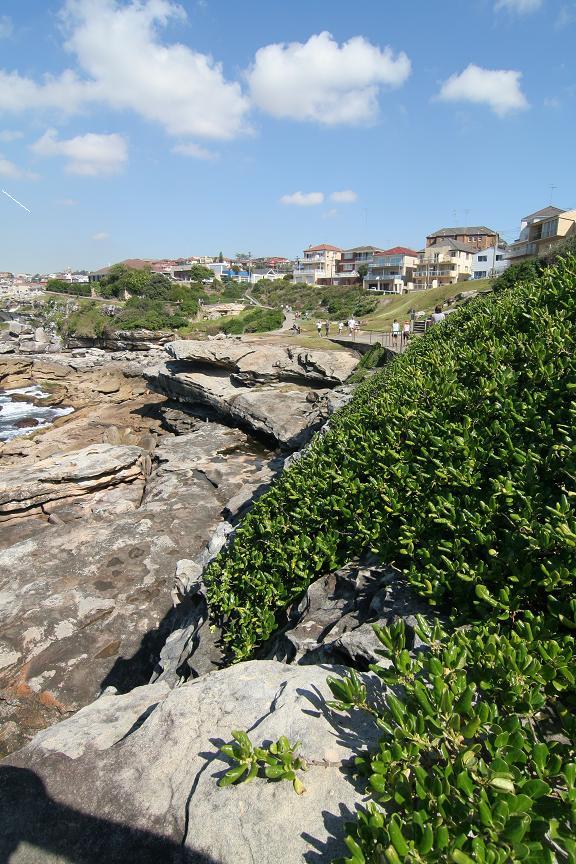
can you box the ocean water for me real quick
[0,386,74,442]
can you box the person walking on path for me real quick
[338,321,344,335]
[392,319,400,342]
[402,321,410,342]
[324,320,330,336]
[316,320,322,336]
[431,305,446,324]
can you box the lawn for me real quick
[363,278,493,331]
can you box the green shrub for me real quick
[46,278,91,296]
[204,253,576,659]
[328,615,575,863]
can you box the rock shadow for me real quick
[0,766,218,864]
[302,802,360,864]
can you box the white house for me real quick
[293,244,342,285]
[471,245,510,280]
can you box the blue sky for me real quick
[0,0,574,272]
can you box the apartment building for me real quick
[364,247,420,293]
[336,245,387,279]
[294,244,342,285]
[471,244,510,279]
[507,206,576,262]
[426,226,499,252]
[415,240,475,289]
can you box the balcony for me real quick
[507,242,537,259]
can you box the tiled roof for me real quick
[307,244,342,252]
[381,246,420,257]
[427,226,497,238]
[522,205,565,222]
[343,245,385,253]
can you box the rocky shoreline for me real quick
[0,335,433,862]
[0,338,361,756]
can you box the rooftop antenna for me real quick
[464,208,471,224]
[2,188,31,213]
[549,184,556,204]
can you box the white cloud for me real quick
[57,198,78,206]
[247,31,411,125]
[322,208,339,220]
[0,0,249,144]
[495,0,543,13]
[0,129,23,142]
[437,64,529,116]
[331,189,357,203]
[31,129,128,175]
[280,191,324,206]
[92,231,108,240]
[172,142,217,160]
[0,15,13,39]
[0,154,37,180]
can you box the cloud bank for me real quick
[31,129,128,175]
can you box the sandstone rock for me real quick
[0,342,15,354]
[34,327,50,344]
[150,363,333,448]
[166,339,359,385]
[0,443,149,524]
[0,661,381,864]
[0,422,279,755]
[263,561,434,669]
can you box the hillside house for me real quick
[507,206,576,262]
[415,240,475,288]
[364,247,420,293]
[426,226,499,252]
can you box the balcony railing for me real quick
[507,242,537,258]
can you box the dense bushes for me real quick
[205,254,576,861]
[46,278,91,296]
[205,254,576,656]
[251,279,378,318]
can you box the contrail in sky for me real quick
[1,188,31,213]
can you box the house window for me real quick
[475,271,487,279]
[478,255,487,262]
[496,255,503,261]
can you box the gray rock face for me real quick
[147,340,360,449]
[263,561,434,668]
[0,423,279,756]
[166,339,359,385]
[0,661,381,864]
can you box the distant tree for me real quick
[357,263,369,279]
[187,263,214,282]
[235,252,249,260]
[218,251,224,263]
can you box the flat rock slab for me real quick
[0,424,277,756]
[166,339,359,385]
[0,661,380,864]
[0,443,149,523]
[153,365,331,448]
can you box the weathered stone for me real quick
[166,339,359,385]
[0,443,149,523]
[0,661,381,864]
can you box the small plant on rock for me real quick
[218,731,307,794]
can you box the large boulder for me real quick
[149,363,338,449]
[166,339,359,386]
[0,661,381,864]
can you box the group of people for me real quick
[391,319,411,342]
[390,305,446,342]
[314,319,359,337]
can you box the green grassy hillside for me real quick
[205,256,576,862]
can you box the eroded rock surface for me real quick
[0,661,380,864]
[166,339,359,385]
[0,443,150,529]
[147,340,359,449]
[0,423,279,756]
